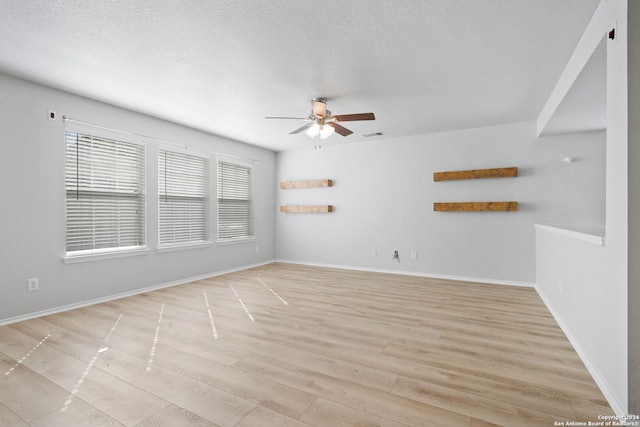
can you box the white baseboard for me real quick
[535,285,628,417]
[0,260,275,326]
[275,259,536,288]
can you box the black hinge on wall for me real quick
[609,28,616,40]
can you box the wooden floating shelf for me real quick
[434,202,518,212]
[434,167,518,182]
[280,205,333,213]
[280,179,333,189]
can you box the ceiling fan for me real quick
[265,97,375,139]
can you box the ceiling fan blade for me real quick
[333,112,375,122]
[290,124,312,134]
[312,99,327,117]
[265,116,308,120]
[329,123,353,136]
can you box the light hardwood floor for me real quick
[0,263,613,426]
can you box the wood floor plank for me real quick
[221,332,399,392]
[383,342,598,393]
[0,352,72,423]
[0,401,29,427]
[134,404,221,427]
[322,341,577,419]
[87,303,250,365]
[92,347,256,427]
[569,395,618,422]
[29,399,123,427]
[471,420,502,427]
[391,375,571,426]
[0,263,613,426]
[145,343,317,419]
[1,327,170,426]
[233,353,472,426]
[10,318,254,427]
[235,406,313,427]
[300,397,407,427]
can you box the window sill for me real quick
[63,247,150,264]
[157,241,212,253]
[534,224,605,246]
[216,236,256,246]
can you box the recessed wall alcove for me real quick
[537,34,607,241]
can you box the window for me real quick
[65,130,146,256]
[158,149,209,247]
[217,159,253,241]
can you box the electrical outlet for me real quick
[255,245,260,253]
[371,249,377,256]
[27,278,39,291]
[411,251,417,259]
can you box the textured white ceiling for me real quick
[0,0,601,151]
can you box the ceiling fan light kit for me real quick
[266,97,375,140]
[305,122,335,139]
[305,123,320,138]
[321,124,335,139]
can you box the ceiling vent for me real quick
[362,131,385,137]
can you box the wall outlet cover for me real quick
[27,278,39,291]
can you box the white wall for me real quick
[0,73,276,323]
[276,121,605,285]
[535,0,629,415]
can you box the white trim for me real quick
[535,223,605,246]
[216,236,256,246]
[275,259,536,288]
[63,248,150,264]
[535,286,628,417]
[156,241,212,253]
[0,260,275,326]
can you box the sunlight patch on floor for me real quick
[146,303,164,372]
[229,284,255,322]
[3,334,50,376]
[256,276,288,305]
[203,291,219,340]
[61,314,122,412]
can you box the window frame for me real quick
[157,146,211,251]
[216,157,255,244]
[63,124,148,263]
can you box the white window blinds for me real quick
[159,149,209,246]
[217,160,253,241]
[65,131,146,254]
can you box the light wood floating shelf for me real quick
[280,205,333,213]
[434,167,518,182]
[434,202,518,212]
[280,179,333,189]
